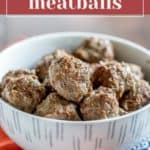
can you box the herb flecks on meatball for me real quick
[120,80,150,111]
[92,60,137,98]
[36,49,68,81]
[36,49,69,92]
[35,93,81,121]
[1,70,46,112]
[73,38,114,63]
[80,86,119,120]
[49,53,92,103]
[36,53,54,81]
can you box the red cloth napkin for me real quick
[0,128,21,150]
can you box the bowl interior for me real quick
[0,32,150,124]
[0,33,150,150]
[0,32,149,82]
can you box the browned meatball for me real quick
[73,38,114,63]
[120,80,150,111]
[1,69,36,87]
[80,86,119,120]
[49,54,92,103]
[93,61,136,98]
[128,63,144,79]
[36,49,68,81]
[1,70,46,112]
[36,53,54,81]
[35,93,81,121]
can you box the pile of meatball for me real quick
[1,38,150,121]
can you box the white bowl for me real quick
[0,32,150,150]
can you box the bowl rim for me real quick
[0,32,150,125]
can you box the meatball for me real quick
[49,54,92,103]
[36,49,68,81]
[120,80,150,111]
[73,38,114,63]
[1,70,46,112]
[36,53,54,81]
[35,93,80,121]
[93,61,136,98]
[91,61,143,88]
[80,87,119,120]
[128,63,144,79]
[1,69,36,87]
